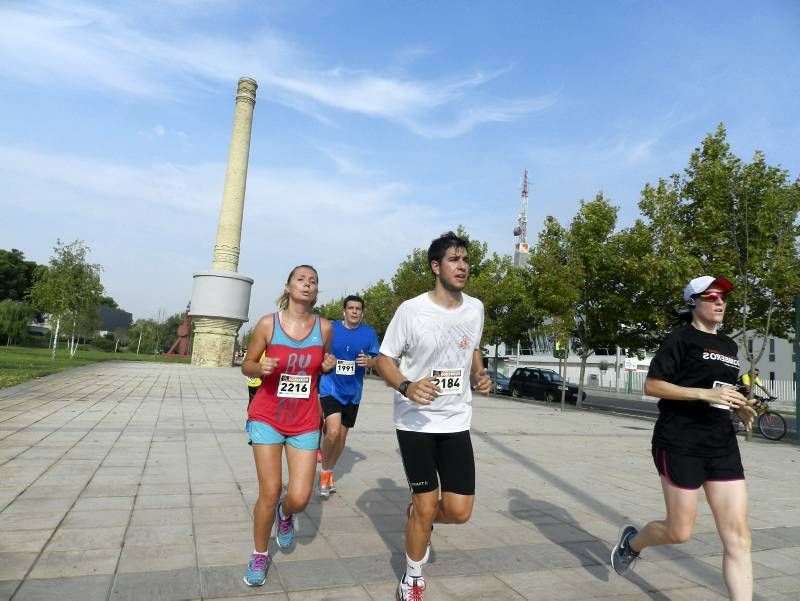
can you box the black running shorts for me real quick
[396,429,475,495]
[321,395,360,428]
[652,446,744,490]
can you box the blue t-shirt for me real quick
[319,321,380,405]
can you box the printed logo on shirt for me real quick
[702,349,740,369]
[457,335,469,350]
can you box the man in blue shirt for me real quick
[318,295,380,497]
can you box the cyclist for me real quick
[739,368,774,399]
[611,276,757,600]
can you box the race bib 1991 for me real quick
[277,374,312,398]
[431,368,463,395]
[335,359,356,376]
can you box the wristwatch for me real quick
[398,380,412,397]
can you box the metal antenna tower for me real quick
[513,169,530,266]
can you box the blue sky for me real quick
[1,0,798,324]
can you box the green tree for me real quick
[638,124,800,375]
[0,249,41,301]
[469,253,540,371]
[316,297,345,321]
[391,247,431,303]
[531,195,644,407]
[0,300,32,346]
[361,279,395,340]
[27,240,104,359]
[98,295,119,309]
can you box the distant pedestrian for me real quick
[246,351,265,406]
[318,295,380,497]
[611,276,756,600]
[240,265,336,587]
[375,231,491,601]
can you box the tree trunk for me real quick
[51,318,61,360]
[68,319,77,358]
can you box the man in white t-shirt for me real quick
[376,231,491,601]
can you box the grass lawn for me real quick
[0,346,190,390]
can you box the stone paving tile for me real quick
[117,542,197,574]
[0,552,37,580]
[0,529,53,553]
[192,504,251,525]
[206,592,289,601]
[125,523,194,546]
[268,535,339,562]
[0,580,18,601]
[342,553,403,584]
[11,574,112,601]
[129,507,193,527]
[287,584,373,600]
[752,547,800,576]
[133,494,191,510]
[46,526,126,551]
[110,567,200,601]
[200,564,284,598]
[321,531,394,557]
[0,512,65,532]
[28,547,120,579]
[275,558,355,592]
[61,509,131,529]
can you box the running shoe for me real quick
[243,552,270,586]
[405,501,431,563]
[319,470,331,498]
[610,524,640,576]
[395,574,426,601]
[328,471,336,494]
[275,499,297,549]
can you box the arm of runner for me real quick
[355,352,372,368]
[320,318,336,373]
[470,349,492,394]
[735,405,757,431]
[242,315,278,378]
[644,378,749,408]
[374,354,439,405]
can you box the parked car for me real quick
[486,369,511,395]
[508,367,586,404]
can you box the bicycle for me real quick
[734,385,787,441]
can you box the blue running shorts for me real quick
[246,420,319,450]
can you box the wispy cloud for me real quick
[0,1,556,138]
[0,142,444,317]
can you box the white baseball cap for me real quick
[683,276,734,301]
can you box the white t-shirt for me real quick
[380,292,484,433]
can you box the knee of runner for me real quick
[447,505,472,524]
[665,523,694,545]
[286,489,313,511]
[325,422,342,440]
[256,487,281,507]
[719,522,751,552]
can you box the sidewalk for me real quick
[0,362,797,600]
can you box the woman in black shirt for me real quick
[611,276,756,600]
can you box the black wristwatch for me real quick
[398,380,412,397]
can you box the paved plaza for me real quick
[0,362,798,601]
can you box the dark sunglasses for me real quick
[695,292,730,303]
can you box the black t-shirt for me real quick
[648,325,741,457]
